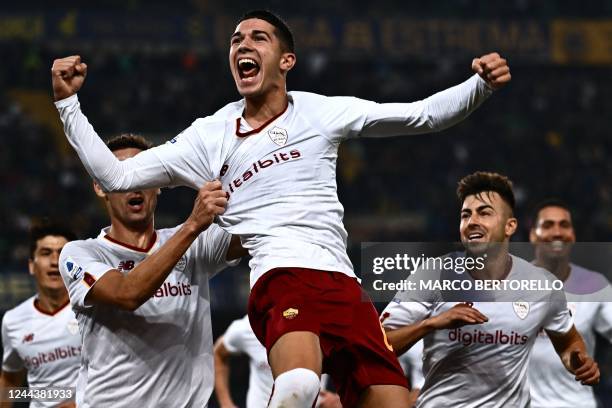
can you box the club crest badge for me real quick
[282,308,299,320]
[268,126,288,146]
[512,301,530,320]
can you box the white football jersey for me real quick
[222,315,273,408]
[58,225,233,408]
[529,264,612,408]
[381,255,573,408]
[398,339,425,390]
[56,75,492,287]
[1,296,81,408]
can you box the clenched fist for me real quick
[472,52,511,90]
[51,55,88,101]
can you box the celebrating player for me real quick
[57,135,244,407]
[1,220,79,408]
[528,199,612,408]
[381,172,600,407]
[52,9,511,407]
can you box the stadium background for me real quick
[1,0,611,406]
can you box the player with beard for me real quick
[528,199,612,408]
[58,134,244,407]
[1,221,79,408]
[381,172,599,407]
[52,10,511,407]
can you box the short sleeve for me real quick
[1,315,23,372]
[543,289,573,334]
[222,318,247,354]
[381,301,432,330]
[594,301,612,340]
[190,224,236,278]
[59,241,115,310]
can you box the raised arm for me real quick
[52,56,200,192]
[358,53,510,138]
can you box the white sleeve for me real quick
[543,290,573,334]
[343,74,493,139]
[191,224,237,278]
[59,241,115,310]
[55,95,209,192]
[594,301,612,341]
[222,319,247,354]
[1,315,23,372]
[398,340,425,389]
[381,300,432,330]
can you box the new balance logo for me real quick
[118,260,135,271]
[22,333,34,343]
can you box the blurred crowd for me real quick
[1,45,611,271]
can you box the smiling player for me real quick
[52,10,511,407]
[381,172,599,407]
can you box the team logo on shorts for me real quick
[512,301,530,320]
[282,307,299,320]
[67,319,79,335]
[65,258,83,281]
[268,126,288,146]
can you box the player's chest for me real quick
[436,302,547,347]
[218,116,329,185]
[16,316,81,368]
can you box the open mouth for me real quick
[47,270,61,278]
[237,58,260,81]
[127,196,144,211]
[467,232,485,241]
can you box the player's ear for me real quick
[93,181,106,199]
[156,188,161,196]
[280,52,296,73]
[505,217,518,238]
[28,258,35,275]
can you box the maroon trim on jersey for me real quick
[235,102,289,138]
[104,231,158,253]
[83,272,96,288]
[33,298,70,316]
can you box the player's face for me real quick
[229,18,295,98]
[530,206,575,259]
[460,192,517,254]
[97,148,159,229]
[29,235,69,291]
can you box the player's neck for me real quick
[108,220,156,252]
[534,258,571,281]
[36,288,69,314]
[471,249,511,280]
[243,88,288,129]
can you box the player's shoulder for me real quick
[566,263,610,294]
[192,100,244,128]
[60,238,100,259]
[513,255,556,280]
[289,90,358,107]
[3,295,36,326]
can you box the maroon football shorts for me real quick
[248,267,408,407]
